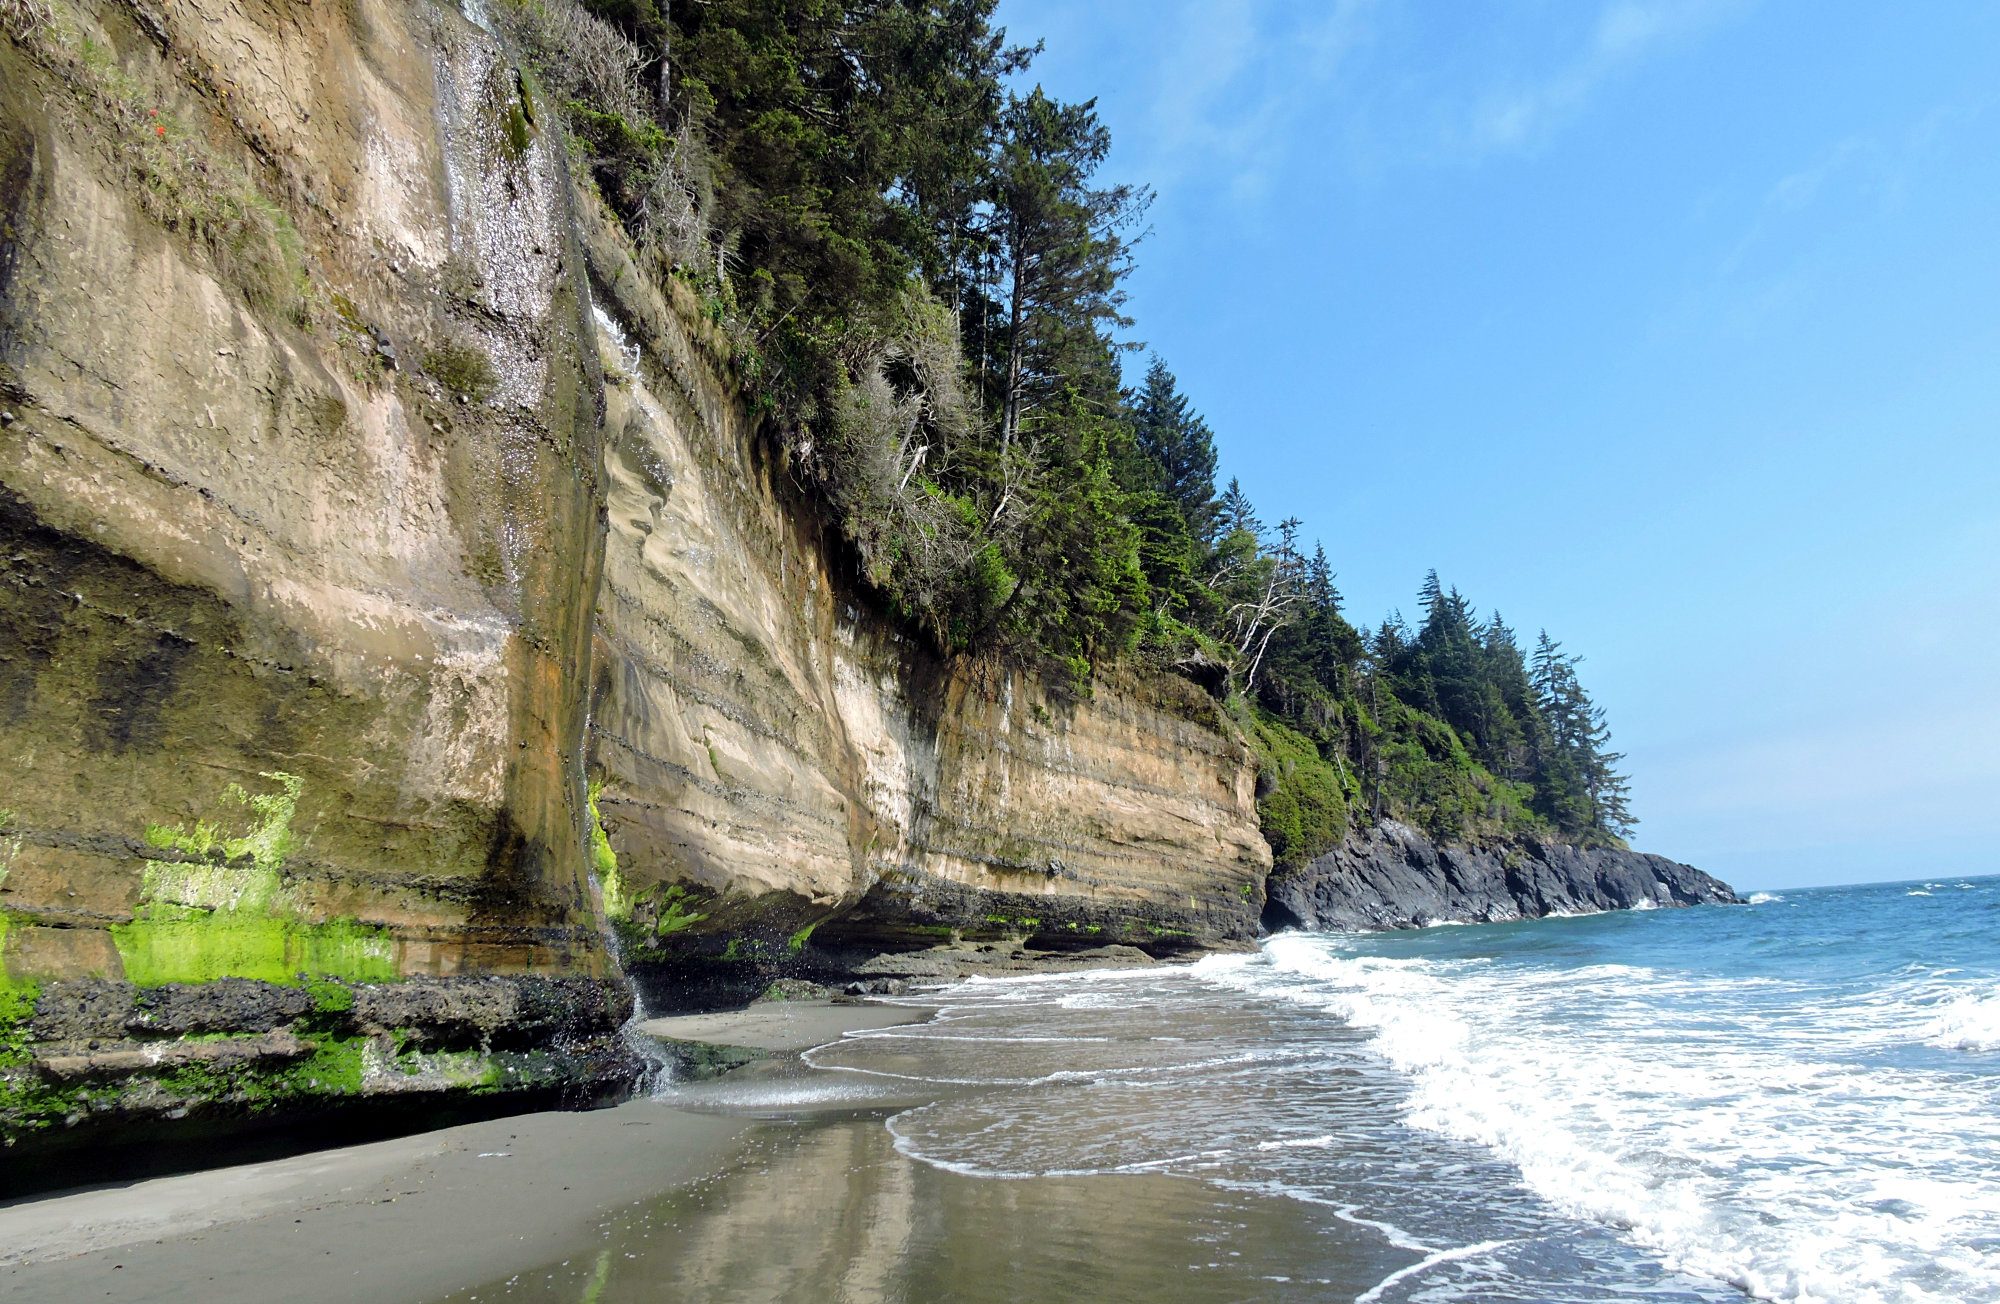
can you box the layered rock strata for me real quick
[579,205,1269,968]
[0,0,1270,1154]
[0,0,1730,1161]
[0,0,614,1148]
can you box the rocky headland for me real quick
[1264,820,1740,932]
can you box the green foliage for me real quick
[654,886,705,934]
[613,883,709,959]
[26,18,310,315]
[1240,704,1350,869]
[564,100,664,173]
[539,0,1648,853]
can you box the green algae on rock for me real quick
[110,774,399,987]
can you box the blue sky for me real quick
[994,0,2000,890]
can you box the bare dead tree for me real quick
[1225,517,1307,695]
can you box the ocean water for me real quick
[446,877,1998,1304]
[812,875,2000,1303]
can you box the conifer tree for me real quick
[571,0,1656,849]
[977,87,1149,452]
[1478,613,1540,782]
[1216,477,1261,539]
[1131,356,1220,541]
[1116,358,1218,618]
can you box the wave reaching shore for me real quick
[6,878,1993,1304]
[824,876,1999,1304]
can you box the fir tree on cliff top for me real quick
[544,0,1641,851]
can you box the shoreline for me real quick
[0,999,936,1304]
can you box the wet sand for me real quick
[437,1111,1392,1304]
[0,1001,933,1304]
[638,1000,930,1051]
[0,994,1400,1302]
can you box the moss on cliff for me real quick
[114,774,396,986]
[0,927,38,1072]
[12,3,309,316]
[1239,704,1352,870]
[586,778,627,919]
[111,912,396,987]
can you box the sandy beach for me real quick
[0,1001,934,1304]
[0,982,1465,1304]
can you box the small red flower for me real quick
[148,108,158,117]
[155,125,166,137]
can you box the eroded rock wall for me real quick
[0,0,1271,1154]
[0,0,623,1149]
[580,216,1271,961]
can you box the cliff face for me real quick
[580,224,1268,966]
[0,0,627,1151]
[1263,820,1741,933]
[0,0,1267,1155]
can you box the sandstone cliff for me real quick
[0,0,1267,1157]
[580,219,1267,975]
[1264,819,1740,933]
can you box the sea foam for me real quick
[1222,931,2000,1304]
[821,880,2000,1304]
[1923,990,2000,1052]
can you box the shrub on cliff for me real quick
[1241,707,1351,870]
[0,0,54,41]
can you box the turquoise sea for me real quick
[822,876,2000,1302]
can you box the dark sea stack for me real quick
[1262,820,1740,933]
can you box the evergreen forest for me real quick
[505,0,1637,865]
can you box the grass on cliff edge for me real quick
[14,3,310,318]
[1237,703,1351,870]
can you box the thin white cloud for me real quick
[1116,0,1375,208]
[1464,0,1737,155]
[1689,93,1997,333]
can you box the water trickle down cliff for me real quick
[0,0,1269,1154]
[0,0,630,1153]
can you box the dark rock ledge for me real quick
[0,975,636,1193]
[1263,819,1740,933]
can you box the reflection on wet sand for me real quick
[444,1113,1391,1303]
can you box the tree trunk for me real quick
[1002,226,1027,454]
